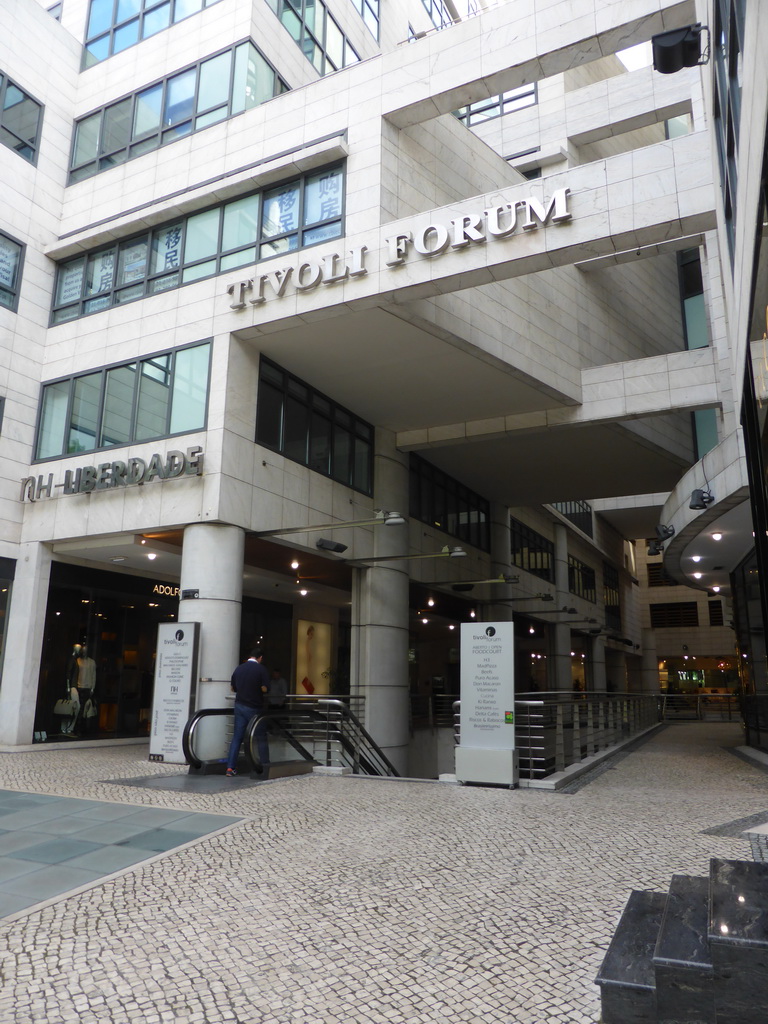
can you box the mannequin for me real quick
[76,646,97,734]
[61,644,82,735]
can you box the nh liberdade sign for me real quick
[227,187,572,309]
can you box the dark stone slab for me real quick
[708,858,768,1022]
[596,890,666,1024]
[654,874,715,1024]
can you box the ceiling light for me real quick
[147,552,157,560]
[693,572,702,579]
[427,598,435,607]
[469,610,476,618]
[291,560,299,570]
[421,617,428,624]
[712,532,722,541]
[111,556,126,563]
[691,555,701,562]
[300,588,308,596]
[448,624,455,630]
[712,586,721,593]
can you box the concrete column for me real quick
[0,542,52,745]
[486,501,514,624]
[178,523,244,711]
[350,430,410,773]
[640,627,659,692]
[553,523,572,691]
[591,635,607,692]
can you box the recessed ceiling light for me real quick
[712,586,721,593]
[693,572,702,579]
[291,560,299,570]
[691,555,701,562]
[300,588,308,596]
[111,556,126,563]
[147,552,157,560]
[712,532,722,541]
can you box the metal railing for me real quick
[661,693,741,721]
[183,697,399,777]
[453,692,661,781]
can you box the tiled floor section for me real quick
[0,724,767,1024]
[0,788,240,917]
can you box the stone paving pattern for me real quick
[0,723,766,1024]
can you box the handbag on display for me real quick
[84,697,98,719]
[54,698,75,716]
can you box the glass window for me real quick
[53,165,343,321]
[71,39,286,183]
[170,344,210,432]
[135,354,171,440]
[37,381,70,459]
[35,342,211,459]
[257,357,373,494]
[68,373,102,453]
[184,208,220,263]
[101,364,136,445]
[0,232,23,311]
[84,0,225,66]
[268,0,362,75]
[0,73,43,164]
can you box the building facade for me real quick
[1,0,754,771]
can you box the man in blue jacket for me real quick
[226,648,270,776]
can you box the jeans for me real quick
[227,702,269,771]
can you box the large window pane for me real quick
[283,396,308,463]
[198,51,231,112]
[143,1,170,37]
[85,250,116,296]
[117,239,148,286]
[101,364,136,445]
[309,412,331,473]
[102,99,132,154]
[68,373,102,453]
[222,194,259,251]
[2,87,40,145]
[135,354,171,439]
[164,69,196,127]
[256,382,283,449]
[116,0,141,20]
[175,0,203,17]
[325,18,344,70]
[87,0,114,37]
[73,113,102,167]
[134,84,162,137]
[113,19,140,53]
[262,182,300,237]
[37,381,70,459]
[0,235,21,304]
[150,223,183,274]
[304,169,342,225]
[55,258,86,306]
[170,343,210,432]
[184,209,220,263]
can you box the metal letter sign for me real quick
[149,622,200,763]
[456,622,517,786]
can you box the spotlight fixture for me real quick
[647,540,665,556]
[655,524,675,541]
[652,23,708,75]
[690,489,714,510]
[316,538,348,553]
[291,560,299,570]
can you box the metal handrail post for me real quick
[556,704,565,771]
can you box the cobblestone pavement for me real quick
[0,723,767,1024]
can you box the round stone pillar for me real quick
[553,524,572,691]
[178,522,244,712]
[350,430,410,773]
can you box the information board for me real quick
[149,622,200,763]
[459,622,515,750]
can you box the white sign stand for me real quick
[456,621,517,786]
[149,622,200,763]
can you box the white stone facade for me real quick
[0,0,750,761]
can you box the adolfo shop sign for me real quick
[226,187,572,309]
[20,446,204,503]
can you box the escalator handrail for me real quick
[182,707,232,769]
[243,709,320,773]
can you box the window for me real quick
[0,72,43,164]
[568,556,596,602]
[34,341,210,460]
[509,517,553,581]
[0,231,24,311]
[52,164,343,323]
[421,0,451,30]
[551,500,593,538]
[70,41,287,183]
[267,0,359,76]
[454,85,537,126]
[47,3,63,20]
[83,0,223,68]
[410,455,490,551]
[648,563,680,587]
[713,0,745,263]
[257,358,373,494]
[709,600,724,626]
[603,563,621,631]
[650,602,699,628]
[350,0,379,39]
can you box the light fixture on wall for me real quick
[690,489,714,510]
[316,538,348,553]
[348,545,466,565]
[652,23,709,74]
[656,524,675,541]
[647,540,665,556]
[256,510,406,537]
